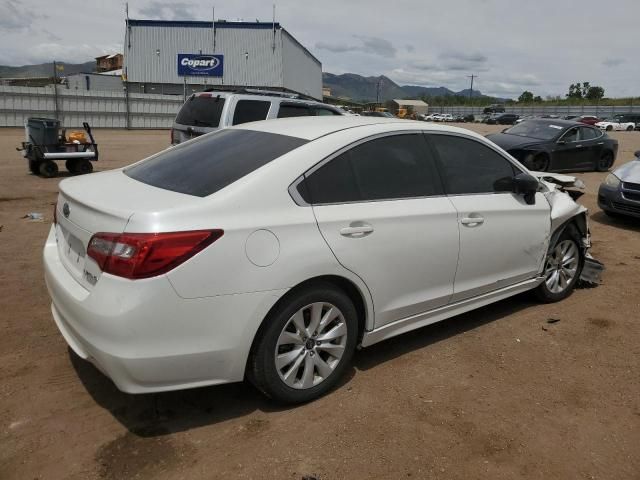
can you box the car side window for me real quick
[428,134,517,195]
[579,127,598,140]
[278,104,312,118]
[561,128,579,143]
[314,107,341,116]
[232,100,271,126]
[299,134,443,204]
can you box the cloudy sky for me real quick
[0,0,638,98]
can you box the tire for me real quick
[606,125,613,131]
[248,283,358,404]
[596,152,613,172]
[529,153,550,172]
[65,159,79,174]
[75,160,93,175]
[534,227,584,303]
[28,159,40,174]
[38,160,58,178]
[626,125,634,131]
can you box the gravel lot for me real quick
[1,124,639,480]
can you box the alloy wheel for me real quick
[274,302,348,389]
[544,240,579,294]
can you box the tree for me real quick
[518,91,534,103]
[533,95,543,102]
[567,83,583,99]
[585,86,605,100]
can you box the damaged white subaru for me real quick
[44,117,600,404]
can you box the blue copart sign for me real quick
[177,54,224,77]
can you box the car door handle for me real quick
[340,224,374,237]
[460,216,484,226]
[576,144,583,148]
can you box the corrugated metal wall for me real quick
[65,74,123,93]
[124,22,321,99]
[0,85,182,128]
[282,31,322,99]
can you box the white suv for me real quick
[171,89,345,144]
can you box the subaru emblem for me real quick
[63,202,70,218]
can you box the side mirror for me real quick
[513,172,539,205]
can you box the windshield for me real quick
[503,121,564,140]
[125,129,308,197]
[175,95,226,128]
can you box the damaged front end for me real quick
[531,171,605,287]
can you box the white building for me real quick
[123,19,322,99]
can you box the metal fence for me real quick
[0,85,183,128]
[431,103,640,117]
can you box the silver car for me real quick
[598,150,640,218]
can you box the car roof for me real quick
[232,116,481,141]
[525,118,582,127]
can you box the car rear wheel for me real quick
[626,125,634,131]
[606,125,613,131]
[534,228,584,303]
[529,153,549,172]
[596,152,614,172]
[248,283,358,404]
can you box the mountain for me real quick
[323,72,497,102]
[0,61,95,78]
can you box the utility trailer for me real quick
[18,118,98,178]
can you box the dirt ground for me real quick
[0,124,639,480]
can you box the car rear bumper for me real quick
[598,184,640,218]
[43,226,286,393]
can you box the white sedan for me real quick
[45,117,591,403]
[595,119,635,131]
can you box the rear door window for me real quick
[175,95,225,128]
[428,134,517,195]
[314,107,341,116]
[125,129,307,197]
[300,134,443,204]
[579,127,599,140]
[277,103,312,118]
[232,100,271,125]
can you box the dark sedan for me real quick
[486,113,519,125]
[487,119,618,172]
[598,150,640,218]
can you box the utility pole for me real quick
[467,74,477,104]
[52,61,59,121]
[376,77,382,105]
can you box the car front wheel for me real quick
[248,283,358,404]
[534,228,584,303]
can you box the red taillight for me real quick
[87,230,223,279]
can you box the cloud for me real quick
[441,51,488,63]
[316,35,396,58]
[602,58,624,67]
[405,45,415,53]
[136,1,198,20]
[0,42,123,65]
[0,0,46,33]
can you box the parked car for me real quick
[595,115,636,131]
[423,113,443,122]
[486,119,618,172]
[598,150,640,218]
[361,111,395,118]
[486,113,519,125]
[45,117,592,403]
[574,115,601,126]
[483,104,505,114]
[171,89,344,144]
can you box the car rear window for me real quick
[175,95,226,128]
[125,129,308,197]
